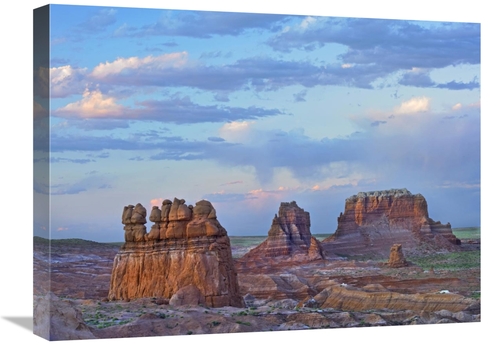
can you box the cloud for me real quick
[55,87,125,118]
[293,89,308,102]
[49,98,480,196]
[83,53,395,92]
[114,10,290,39]
[77,8,117,34]
[267,18,479,89]
[54,88,283,125]
[50,174,113,195]
[50,65,88,98]
[371,120,387,127]
[90,52,188,79]
[435,80,480,90]
[219,121,255,143]
[52,157,95,164]
[399,68,435,88]
[208,137,226,142]
[394,96,430,114]
[399,69,480,90]
[150,198,163,208]
[220,180,243,186]
[134,96,284,124]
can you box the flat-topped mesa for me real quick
[110,198,243,308]
[322,189,461,257]
[242,201,324,261]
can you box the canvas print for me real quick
[33,4,480,341]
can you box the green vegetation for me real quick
[408,250,480,270]
[452,227,480,240]
[312,233,331,241]
[229,236,267,247]
[236,321,252,326]
[33,236,123,248]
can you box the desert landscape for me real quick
[33,189,480,341]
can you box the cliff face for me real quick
[242,201,324,261]
[322,189,460,257]
[109,198,243,308]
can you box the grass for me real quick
[452,227,480,240]
[408,250,480,270]
[33,236,123,248]
[229,236,267,247]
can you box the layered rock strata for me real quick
[242,201,324,261]
[109,198,243,308]
[322,189,461,257]
[311,284,475,313]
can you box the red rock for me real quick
[322,189,461,257]
[242,201,324,261]
[387,244,409,268]
[109,198,243,308]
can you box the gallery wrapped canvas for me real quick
[32,2,481,343]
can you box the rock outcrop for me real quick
[109,198,243,308]
[241,201,324,262]
[34,292,97,340]
[322,189,461,257]
[387,244,409,268]
[311,284,476,313]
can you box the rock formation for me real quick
[310,284,475,313]
[109,198,243,308]
[242,201,324,262]
[387,244,408,268]
[322,189,461,257]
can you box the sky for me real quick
[33,3,481,242]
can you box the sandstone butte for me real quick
[242,201,324,262]
[108,198,244,308]
[322,188,461,257]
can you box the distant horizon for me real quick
[33,225,481,243]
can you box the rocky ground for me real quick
[32,236,480,341]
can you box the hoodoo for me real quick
[322,189,461,257]
[242,201,324,261]
[108,198,243,308]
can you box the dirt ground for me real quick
[33,237,480,340]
